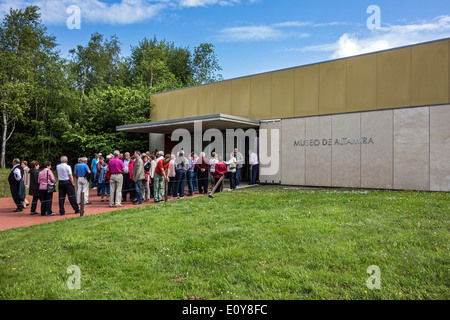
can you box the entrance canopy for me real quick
[116,114,260,134]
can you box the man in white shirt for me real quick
[249,149,259,185]
[168,154,176,195]
[234,148,244,188]
[209,152,218,191]
[56,156,80,215]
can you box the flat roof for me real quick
[116,114,260,134]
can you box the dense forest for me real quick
[0,6,223,168]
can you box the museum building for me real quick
[117,38,450,192]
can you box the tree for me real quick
[69,32,122,97]
[193,43,223,84]
[129,36,173,89]
[0,6,58,168]
[128,36,194,90]
[62,85,152,156]
[166,44,194,86]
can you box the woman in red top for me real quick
[213,156,227,193]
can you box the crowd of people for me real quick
[8,148,260,216]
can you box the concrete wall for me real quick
[259,120,282,184]
[150,38,449,122]
[259,104,450,192]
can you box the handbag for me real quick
[229,160,237,170]
[46,170,57,193]
[144,171,150,183]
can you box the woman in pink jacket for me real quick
[38,161,56,216]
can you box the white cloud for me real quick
[215,25,310,42]
[218,0,240,7]
[0,0,253,25]
[313,21,356,28]
[273,21,313,28]
[82,0,168,25]
[0,0,169,25]
[216,25,285,42]
[214,19,359,43]
[177,0,243,8]
[178,0,220,7]
[215,20,313,42]
[273,20,355,28]
[299,15,450,59]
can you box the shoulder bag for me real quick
[47,169,57,193]
[229,159,237,170]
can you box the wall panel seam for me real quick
[331,116,333,187]
[376,53,379,110]
[304,118,306,185]
[346,58,349,113]
[410,47,412,107]
[318,64,321,115]
[391,110,395,189]
[250,77,252,119]
[360,112,362,188]
[429,106,431,190]
[292,70,296,117]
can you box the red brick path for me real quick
[0,189,205,231]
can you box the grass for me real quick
[0,169,12,198]
[0,186,449,300]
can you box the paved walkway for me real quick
[0,181,254,231]
[0,189,204,231]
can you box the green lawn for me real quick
[0,169,12,198]
[0,186,448,300]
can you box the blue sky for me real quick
[1,0,449,80]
